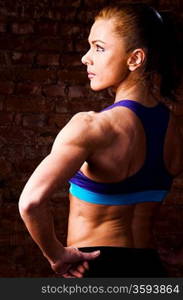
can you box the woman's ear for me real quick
[127,48,146,71]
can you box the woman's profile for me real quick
[18,3,183,277]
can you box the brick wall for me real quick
[0,0,183,277]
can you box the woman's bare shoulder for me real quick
[54,110,118,152]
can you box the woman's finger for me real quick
[69,268,83,278]
[83,261,89,270]
[76,263,85,273]
[62,273,75,278]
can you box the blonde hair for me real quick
[95,5,142,52]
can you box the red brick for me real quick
[35,131,56,146]
[43,97,56,112]
[23,145,48,159]
[0,68,16,81]
[68,98,104,113]
[20,69,57,83]
[0,22,7,33]
[13,113,23,126]
[0,36,23,50]
[172,104,183,116]
[0,52,11,66]
[31,37,62,52]
[0,35,72,52]
[48,113,71,128]
[57,70,87,84]
[11,22,34,35]
[0,36,62,52]
[36,54,60,66]
[0,126,35,145]
[0,145,24,161]
[0,262,17,277]
[43,84,66,97]
[46,8,76,22]
[75,39,88,52]
[0,158,12,177]
[77,10,96,24]
[58,22,81,37]
[45,5,69,19]
[0,112,14,125]
[60,54,83,69]
[5,95,46,113]
[0,67,57,83]
[51,0,81,8]
[0,53,5,65]
[16,83,42,95]
[0,98,3,110]
[159,0,181,9]
[0,81,14,95]
[19,5,45,19]
[11,52,35,64]
[14,159,41,174]
[68,85,87,98]
[36,21,58,35]
[55,98,70,113]
[84,0,106,7]
[22,114,48,128]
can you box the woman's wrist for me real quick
[43,239,66,264]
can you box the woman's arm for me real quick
[18,111,104,276]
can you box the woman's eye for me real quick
[96,45,105,52]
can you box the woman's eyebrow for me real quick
[88,39,106,45]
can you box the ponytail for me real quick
[159,11,183,101]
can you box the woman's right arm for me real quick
[18,111,105,276]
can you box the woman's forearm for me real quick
[18,200,65,264]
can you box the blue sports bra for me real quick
[69,100,173,205]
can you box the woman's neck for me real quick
[114,76,159,107]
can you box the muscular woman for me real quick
[18,3,183,277]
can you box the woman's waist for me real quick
[67,217,155,249]
[68,235,156,248]
[67,235,133,249]
[67,217,133,247]
[68,194,156,248]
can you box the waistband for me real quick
[78,246,158,253]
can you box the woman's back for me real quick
[68,99,183,249]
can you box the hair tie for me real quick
[150,7,164,24]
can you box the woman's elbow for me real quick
[18,193,43,218]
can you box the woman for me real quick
[18,3,183,278]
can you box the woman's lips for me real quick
[87,72,96,79]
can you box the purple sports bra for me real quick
[69,100,173,205]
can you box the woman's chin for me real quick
[90,83,107,91]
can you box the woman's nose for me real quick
[81,50,93,65]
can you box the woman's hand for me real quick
[50,246,100,278]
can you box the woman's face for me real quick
[81,19,129,91]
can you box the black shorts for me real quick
[78,246,167,278]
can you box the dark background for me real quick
[0,0,183,277]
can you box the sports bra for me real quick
[69,99,173,205]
